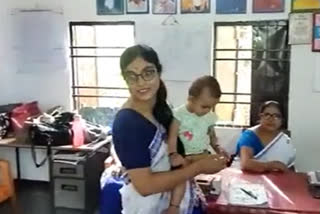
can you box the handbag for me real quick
[10,101,41,134]
[0,113,10,139]
[29,112,75,168]
[29,112,109,167]
[30,123,73,146]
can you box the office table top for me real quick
[0,136,111,152]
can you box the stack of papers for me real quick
[229,183,268,206]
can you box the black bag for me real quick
[30,112,75,146]
[29,112,109,167]
[30,123,73,146]
[0,113,10,139]
[29,123,73,168]
[29,112,74,168]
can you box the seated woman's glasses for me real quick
[124,68,156,85]
[262,112,282,120]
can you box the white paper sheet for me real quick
[229,183,268,206]
[12,10,66,73]
[289,13,313,45]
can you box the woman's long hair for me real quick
[120,45,173,132]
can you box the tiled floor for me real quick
[0,181,98,214]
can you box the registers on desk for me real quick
[54,151,86,164]
[53,151,87,178]
[52,149,108,212]
[307,171,320,198]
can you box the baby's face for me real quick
[190,87,219,116]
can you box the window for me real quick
[213,21,290,127]
[69,22,135,110]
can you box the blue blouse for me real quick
[235,130,264,156]
[112,109,157,170]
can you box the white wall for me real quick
[0,0,319,176]
[289,46,320,171]
[0,0,290,109]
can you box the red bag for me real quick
[11,101,41,134]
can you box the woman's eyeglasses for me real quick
[124,69,156,85]
[261,112,282,120]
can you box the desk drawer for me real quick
[53,162,84,178]
[54,178,85,209]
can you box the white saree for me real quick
[120,125,197,214]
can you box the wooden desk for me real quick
[0,138,17,146]
[0,137,111,151]
[0,137,111,179]
[198,168,320,214]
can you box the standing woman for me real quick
[112,45,226,214]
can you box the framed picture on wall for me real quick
[153,0,177,14]
[126,0,149,14]
[216,0,247,14]
[96,0,124,15]
[181,0,210,14]
[253,0,285,13]
[312,12,320,51]
[292,0,320,12]
[289,13,313,44]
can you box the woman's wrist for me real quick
[169,203,180,209]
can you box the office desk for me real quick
[0,137,111,179]
[198,168,320,214]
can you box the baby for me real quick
[166,76,228,214]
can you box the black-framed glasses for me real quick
[124,68,156,85]
[261,112,282,120]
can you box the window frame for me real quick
[213,20,290,127]
[69,21,135,109]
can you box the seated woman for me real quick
[235,101,296,173]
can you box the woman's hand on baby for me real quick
[197,154,227,174]
[169,153,186,168]
[267,161,288,172]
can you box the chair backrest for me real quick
[0,160,15,202]
[215,127,242,155]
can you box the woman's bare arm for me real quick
[127,155,227,196]
[240,147,287,173]
[167,119,180,154]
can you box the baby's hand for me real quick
[218,148,230,159]
[218,149,233,167]
[169,153,185,168]
[197,154,227,174]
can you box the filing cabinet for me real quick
[52,149,109,213]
